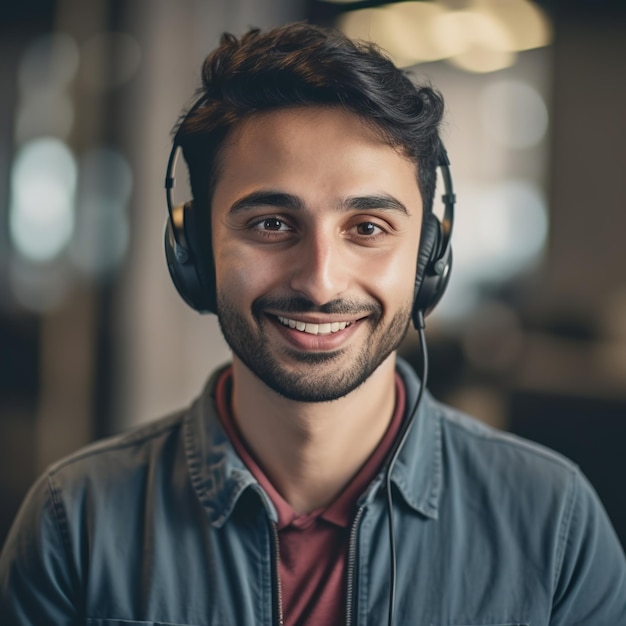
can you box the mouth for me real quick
[276,315,354,336]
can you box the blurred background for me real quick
[1,0,625,549]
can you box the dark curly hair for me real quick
[175,22,444,220]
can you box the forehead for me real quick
[212,106,421,212]
[226,105,398,153]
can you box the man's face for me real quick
[211,106,423,402]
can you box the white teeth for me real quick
[277,316,352,335]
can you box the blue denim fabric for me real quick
[1,359,625,625]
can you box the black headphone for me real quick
[164,103,455,329]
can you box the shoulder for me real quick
[439,399,577,471]
[397,357,579,495]
[0,410,185,587]
[434,398,580,496]
[46,410,188,490]
[426,396,619,579]
[0,407,207,585]
[45,363,231,494]
[5,410,192,541]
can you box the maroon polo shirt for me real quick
[215,368,405,626]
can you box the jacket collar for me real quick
[184,358,443,526]
[183,365,278,527]
[379,357,443,520]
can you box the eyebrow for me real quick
[229,191,303,214]
[341,194,408,214]
[228,190,409,215]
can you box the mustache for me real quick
[252,294,382,318]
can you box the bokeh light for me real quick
[9,138,77,262]
[336,0,552,72]
[480,79,549,148]
[439,179,549,320]
[459,179,548,281]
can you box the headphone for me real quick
[164,101,455,329]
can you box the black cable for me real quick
[386,310,429,626]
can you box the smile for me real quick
[276,316,353,335]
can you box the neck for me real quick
[230,354,398,514]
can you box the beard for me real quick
[216,292,412,403]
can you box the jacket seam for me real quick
[47,473,83,618]
[552,467,578,590]
[183,410,206,501]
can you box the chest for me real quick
[81,501,549,626]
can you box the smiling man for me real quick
[1,23,626,626]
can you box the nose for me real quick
[288,228,350,306]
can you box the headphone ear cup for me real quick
[412,213,452,326]
[164,201,216,313]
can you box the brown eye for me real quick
[264,218,283,230]
[251,216,292,236]
[356,222,380,236]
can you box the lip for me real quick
[265,313,365,351]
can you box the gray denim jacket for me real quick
[1,358,625,625]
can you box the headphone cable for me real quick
[385,310,429,626]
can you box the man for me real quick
[1,23,625,626]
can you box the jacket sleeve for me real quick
[550,469,626,625]
[0,473,80,625]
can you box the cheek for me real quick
[364,243,420,306]
[214,244,281,303]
